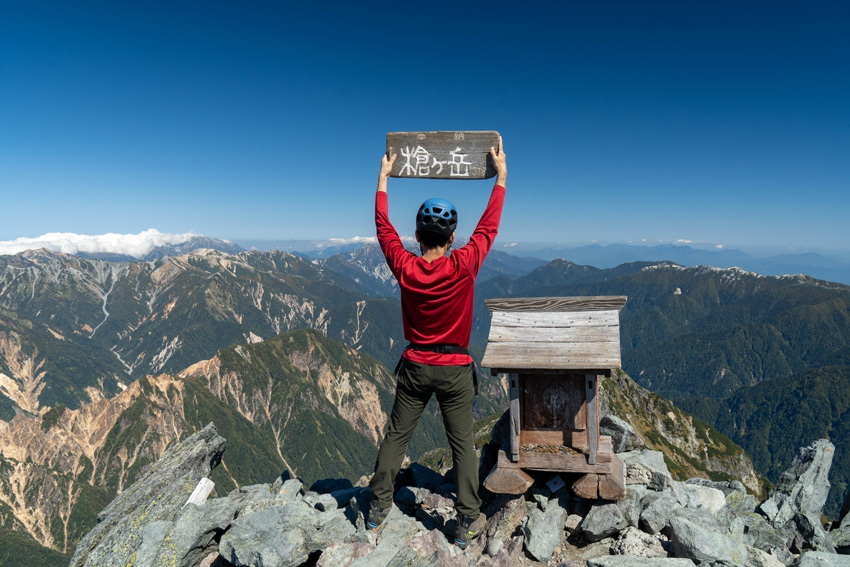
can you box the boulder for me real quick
[588,557,696,567]
[685,477,748,496]
[522,498,567,562]
[670,481,727,516]
[621,450,672,491]
[69,423,227,567]
[830,525,850,553]
[610,526,668,557]
[601,415,645,453]
[640,491,682,534]
[619,485,648,528]
[581,502,629,542]
[794,512,836,553]
[669,516,749,566]
[760,440,835,528]
[219,501,356,567]
[793,552,850,567]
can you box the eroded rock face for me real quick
[760,440,835,528]
[69,423,226,567]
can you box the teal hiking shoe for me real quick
[454,513,486,549]
[367,501,389,531]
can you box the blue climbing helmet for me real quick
[416,198,458,237]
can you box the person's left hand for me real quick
[380,152,397,180]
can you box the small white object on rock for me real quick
[184,477,215,508]
[486,538,504,556]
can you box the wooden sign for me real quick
[386,131,500,180]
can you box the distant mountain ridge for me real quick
[75,235,244,261]
[514,242,850,285]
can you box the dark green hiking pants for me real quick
[370,359,482,518]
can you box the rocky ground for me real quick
[69,415,850,567]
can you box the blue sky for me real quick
[1,1,848,252]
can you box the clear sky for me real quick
[1,1,848,252]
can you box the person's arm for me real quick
[458,137,507,275]
[375,153,407,274]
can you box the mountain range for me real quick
[1,239,849,564]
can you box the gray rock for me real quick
[670,480,727,515]
[726,490,759,517]
[840,490,850,530]
[619,486,649,528]
[316,493,339,512]
[588,557,695,567]
[315,542,375,567]
[760,440,835,528]
[151,495,244,567]
[794,513,836,553]
[610,526,668,557]
[396,485,425,506]
[565,514,583,534]
[741,512,794,557]
[303,490,321,507]
[601,414,645,453]
[686,477,748,496]
[133,521,174,567]
[582,502,629,542]
[830,525,850,552]
[640,491,682,534]
[669,516,749,566]
[69,423,226,567]
[621,450,673,491]
[746,545,786,567]
[482,493,527,548]
[523,499,567,562]
[794,552,850,567]
[486,538,503,556]
[220,502,355,567]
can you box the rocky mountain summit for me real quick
[71,416,850,567]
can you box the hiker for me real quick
[368,137,507,549]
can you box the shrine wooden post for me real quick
[481,296,628,500]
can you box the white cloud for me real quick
[0,229,197,258]
[320,236,379,248]
[503,242,517,247]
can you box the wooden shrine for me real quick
[481,296,628,500]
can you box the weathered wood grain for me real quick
[586,374,598,465]
[572,474,600,499]
[387,131,499,179]
[521,374,586,430]
[488,326,619,343]
[485,296,627,313]
[597,454,626,501]
[520,429,589,450]
[483,462,534,494]
[481,343,621,370]
[518,449,612,474]
[509,373,520,462]
[489,310,621,328]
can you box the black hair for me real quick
[417,230,450,251]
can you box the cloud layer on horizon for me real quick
[0,229,197,258]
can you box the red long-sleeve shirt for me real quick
[376,185,505,365]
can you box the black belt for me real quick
[394,343,479,396]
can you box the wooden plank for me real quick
[481,343,621,370]
[521,373,586,430]
[486,296,628,313]
[597,453,626,501]
[488,368,613,377]
[572,474,600,499]
[386,131,499,179]
[586,374,598,465]
[520,429,589,450]
[490,310,621,329]
[488,326,620,343]
[509,373,520,462]
[596,437,613,463]
[518,449,611,474]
